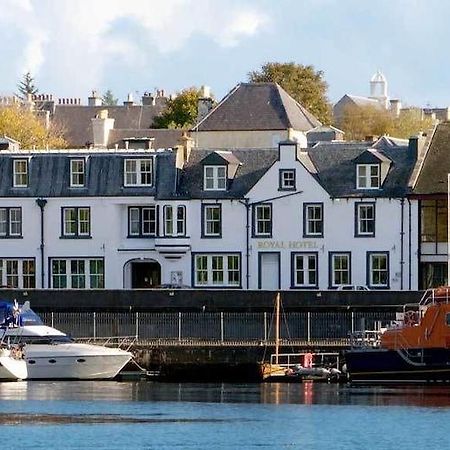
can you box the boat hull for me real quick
[345,347,450,382]
[0,344,132,380]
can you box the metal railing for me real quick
[39,310,396,346]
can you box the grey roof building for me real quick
[191,83,321,149]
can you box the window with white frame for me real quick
[124,158,153,186]
[128,206,157,237]
[62,207,90,237]
[13,159,28,187]
[194,254,240,287]
[203,165,227,191]
[304,203,323,237]
[368,252,389,288]
[254,204,272,237]
[0,258,35,288]
[330,253,351,287]
[356,203,375,236]
[50,258,104,289]
[202,204,221,237]
[357,164,380,189]
[292,253,318,288]
[0,207,22,237]
[279,169,296,190]
[70,159,85,187]
[163,205,186,236]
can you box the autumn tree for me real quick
[0,106,67,149]
[248,62,331,124]
[17,72,39,99]
[336,104,433,140]
[153,87,209,128]
[102,89,118,106]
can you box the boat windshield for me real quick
[0,301,43,327]
[18,309,44,326]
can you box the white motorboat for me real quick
[0,301,133,380]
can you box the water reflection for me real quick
[1,380,450,408]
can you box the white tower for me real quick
[370,70,389,109]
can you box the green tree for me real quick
[17,72,39,99]
[153,87,206,128]
[336,104,433,140]
[248,62,331,124]
[0,106,67,149]
[102,89,118,106]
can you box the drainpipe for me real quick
[400,198,405,290]
[407,198,412,290]
[245,198,250,289]
[36,198,47,288]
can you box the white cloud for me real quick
[0,0,269,94]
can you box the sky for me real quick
[0,0,449,108]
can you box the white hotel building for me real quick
[0,136,419,291]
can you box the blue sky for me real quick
[0,0,449,108]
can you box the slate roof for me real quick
[193,83,321,132]
[413,122,450,195]
[108,129,183,149]
[179,148,278,199]
[0,151,177,199]
[53,105,167,147]
[179,140,415,200]
[308,142,416,198]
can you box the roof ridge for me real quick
[275,84,322,128]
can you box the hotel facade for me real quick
[0,136,419,291]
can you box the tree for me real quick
[336,104,433,140]
[248,62,331,124]
[153,87,206,129]
[102,89,118,106]
[0,106,67,149]
[17,72,39,99]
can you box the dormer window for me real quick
[204,165,226,191]
[357,164,380,189]
[124,158,153,187]
[70,159,85,187]
[13,159,28,187]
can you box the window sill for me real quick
[200,235,222,239]
[127,235,157,239]
[0,236,23,239]
[278,187,296,192]
[59,235,92,239]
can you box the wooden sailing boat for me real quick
[259,292,342,382]
[260,292,286,380]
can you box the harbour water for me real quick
[2,381,450,449]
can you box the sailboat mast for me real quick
[275,292,280,364]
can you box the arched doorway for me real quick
[124,259,161,289]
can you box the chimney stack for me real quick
[91,109,115,148]
[123,92,135,106]
[88,90,102,106]
[197,85,213,123]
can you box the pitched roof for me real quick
[308,142,415,198]
[0,151,177,199]
[179,148,278,199]
[53,104,167,147]
[179,141,415,200]
[413,122,450,195]
[193,83,321,132]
